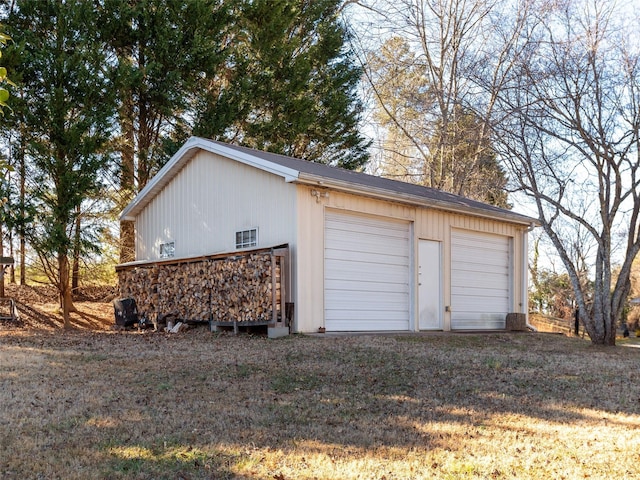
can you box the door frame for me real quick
[323,208,412,331]
[450,228,512,330]
[418,238,443,330]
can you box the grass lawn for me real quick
[1,322,639,479]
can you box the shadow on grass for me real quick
[14,301,61,329]
[73,311,111,330]
[101,444,252,480]
[212,333,640,452]
[1,331,639,479]
[4,300,112,331]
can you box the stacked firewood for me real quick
[117,252,277,325]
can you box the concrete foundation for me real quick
[268,326,290,339]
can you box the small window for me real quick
[160,241,175,258]
[235,228,257,249]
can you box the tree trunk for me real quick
[19,238,25,284]
[0,222,4,298]
[605,319,616,346]
[581,286,619,346]
[118,88,136,264]
[19,160,26,285]
[58,253,77,329]
[19,93,26,285]
[9,231,15,284]
[71,204,81,294]
[120,221,136,263]
[585,313,616,346]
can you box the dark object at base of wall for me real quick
[285,302,294,326]
[0,297,18,321]
[506,313,527,331]
[113,297,139,328]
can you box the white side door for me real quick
[418,239,442,330]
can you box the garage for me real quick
[120,137,536,334]
[451,230,512,330]
[324,210,411,331]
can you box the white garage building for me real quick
[119,137,537,333]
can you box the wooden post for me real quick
[271,252,277,325]
[271,247,288,328]
[0,257,15,299]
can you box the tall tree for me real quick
[193,0,370,170]
[427,104,509,207]
[0,24,11,295]
[108,0,370,261]
[352,1,523,207]
[0,22,30,285]
[366,36,427,183]
[4,0,113,327]
[0,23,12,117]
[493,0,640,345]
[0,121,37,287]
[98,0,231,262]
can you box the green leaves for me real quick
[0,0,372,294]
[102,0,232,189]
[0,26,12,115]
[0,65,15,111]
[3,0,113,286]
[192,0,369,170]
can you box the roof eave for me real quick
[120,136,539,228]
[296,173,539,227]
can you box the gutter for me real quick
[295,172,537,226]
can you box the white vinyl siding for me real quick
[451,230,511,330]
[324,210,411,331]
[135,151,296,260]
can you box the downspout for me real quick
[523,223,538,331]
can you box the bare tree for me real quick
[493,0,640,345]
[366,36,427,183]
[350,0,640,345]
[349,0,531,207]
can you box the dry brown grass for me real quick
[1,298,639,479]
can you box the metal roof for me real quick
[120,136,539,226]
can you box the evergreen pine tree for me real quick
[4,0,113,327]
[193,0,370,170]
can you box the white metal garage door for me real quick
[451,230,511,330]
[324,210,411,331]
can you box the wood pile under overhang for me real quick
[116,245,289,331]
